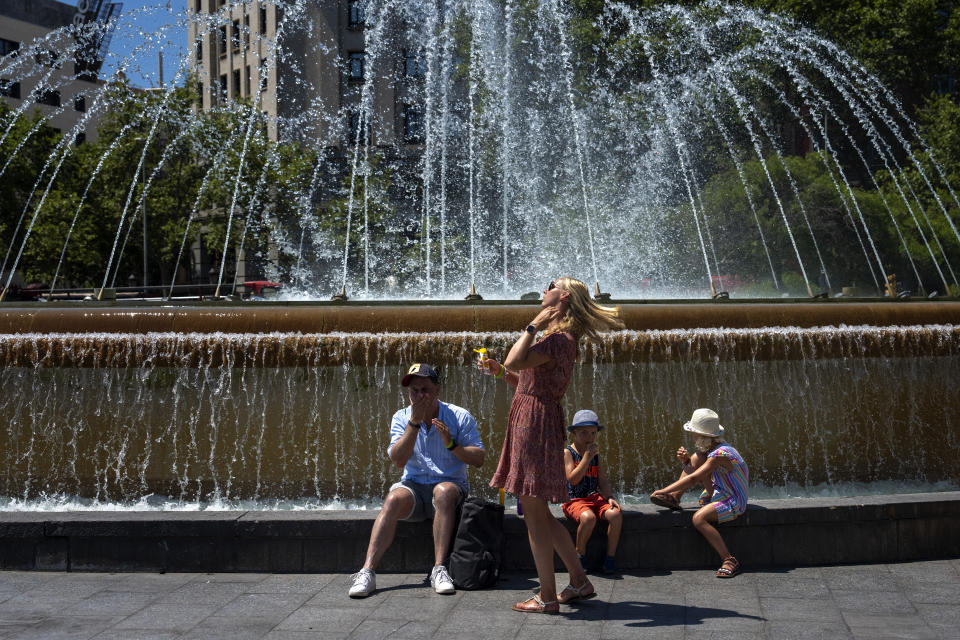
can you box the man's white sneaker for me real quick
[348,568,376,598]
[430,565,456,595]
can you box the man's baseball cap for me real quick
[401,363,440,386]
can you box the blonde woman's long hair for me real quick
[547,276,624,342]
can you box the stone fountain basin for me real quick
[1,299,959,334]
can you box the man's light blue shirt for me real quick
[388,401,484,492]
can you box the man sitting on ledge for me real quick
[349,363,486,598]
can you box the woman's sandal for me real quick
[716,556,740,578]
[649,492,682,511]
[557,579,596,604]
[512,594,559,614]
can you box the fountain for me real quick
[0,1,958,512]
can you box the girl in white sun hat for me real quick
[650,408,749,578]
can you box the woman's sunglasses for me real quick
[547,280,562,291]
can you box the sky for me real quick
[66,0,187,88]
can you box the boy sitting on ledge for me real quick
[562,409,622,574]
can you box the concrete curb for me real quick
[1,492,957,573]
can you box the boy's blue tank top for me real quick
[566,445,600,499]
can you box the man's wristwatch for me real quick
[524,324,537,335]
[407,420,420,429]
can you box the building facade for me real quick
[188,0,423,148]
[0,0,119,144]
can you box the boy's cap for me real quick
[401,363,440,386]
[568,409,604,432]
[683,408,724,437]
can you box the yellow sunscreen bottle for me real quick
[474,348,492,375]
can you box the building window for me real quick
[404,49,424,77]
[35,88,61,107]
[231,20,241,51]
[0,79,20,99]
[195,38,202,61]
[35,48,62,69]
[403,104,424,144]
[348,0,365,28]
[348,52,365,81]
[243,16,250,48]
[75,59,98,82]
[260,4,267,35]
[246,65,251,95]
[218,74,227,102]
[348,111,370,145]
[232,69,241,97]
[194,0,202,12]
[74,94,86,112]
[75,132,86,146]
[218,25,227,55]
[933,74,956,95]
[0,38,19,58]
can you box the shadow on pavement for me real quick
[569,599,767,627]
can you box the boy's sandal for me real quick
[650,492,682,511]
[557,579,596,604]
[512,594,559,614]
[716,556,740,578]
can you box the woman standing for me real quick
[480,277,623,613]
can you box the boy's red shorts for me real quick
[562,493,613,521]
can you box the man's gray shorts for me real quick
[390,479,466,522]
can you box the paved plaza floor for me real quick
[0,559,957,639]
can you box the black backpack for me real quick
[448,497,504,589]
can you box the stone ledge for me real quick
[0,492,957,573]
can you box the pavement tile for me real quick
[753,576,830,599]
[180,616,281,640]
[841,612,941,639]
[264,633,341,640]
[61,590,157,616]
[212,592,312,619]
[344,619,408,639]
[898,581,960,605]
[759,597,844,622]
[273,605,363,634]
[683,632,765,640]
[821,566,900,592]
[885,560,958,582]
[762,622,854,640]
[91,631,181,640]
[832,590,917,614]
[193,572,271,584]
[913,603,960,635]
[4,614,125,640]
[600,624,687,639]
[154,580,251,605]
[110,603,221,632]
[247,574,336,593]
[119,573,201,593]
[0,593,90,616]
[0,573,56,591]
[515,624,604,639]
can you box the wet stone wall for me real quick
[0,325,957,505]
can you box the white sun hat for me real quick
[682,408,724,437]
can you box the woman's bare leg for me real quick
[519,495,559,601]
[548,512,589,587]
